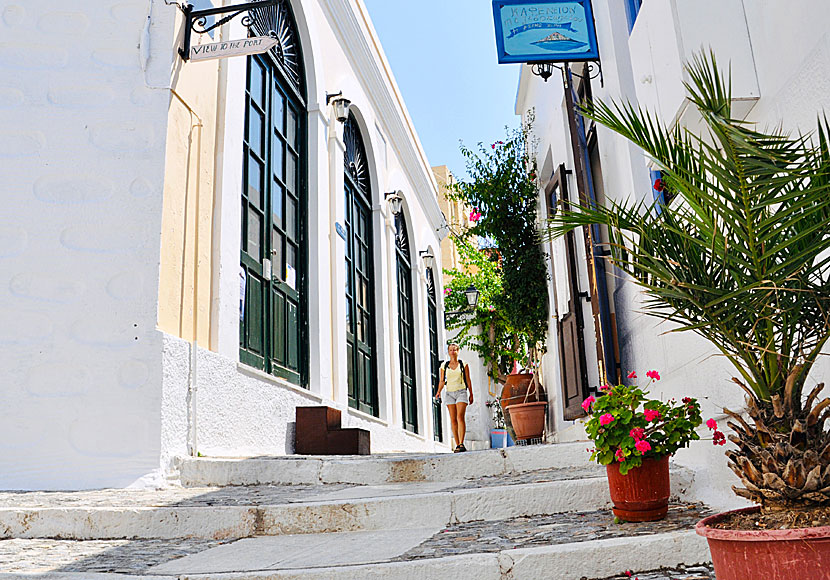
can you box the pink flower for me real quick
[599,413,615,426]
[644,409,660,422]
[491,143,496,149]
[706,418,717,430]
[627,371,637,379]
[646,370,661,381]
[682,397,692,404]
[444,288,452,295]
[581,395,595,412]
[629,427,645,440]
[600,384,612,391]
[635,439,652,454]
[615,448,626,462]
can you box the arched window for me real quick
[395,212,418,433]
[344,114,378,415]
[426,266,442,441]
[239,0,307,386]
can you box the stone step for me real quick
[0,466,694,541]
[178,442,591,487]
[0,504,713,579]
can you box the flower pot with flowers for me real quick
[583,370,703,522]
[486,398,514,448]
[550,51,830,579]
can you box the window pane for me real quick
[249,59,265,105]
[273,85,285,134]
[272,135,284,180]
[286,152,297,193]
[248,109,264,154]
[287,107,297,147]
[271,229,283,280]
[271,182,284,225]
[247,208,262,259]
[248,157,263,207]
[286,243,297,289]
[286,195,296,238]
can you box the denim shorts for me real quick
[443,389,469,405]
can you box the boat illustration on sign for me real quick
[531,31,586,52]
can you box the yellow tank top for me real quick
[445,363,466,392]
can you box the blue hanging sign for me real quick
[492,0,599,64]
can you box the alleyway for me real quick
[1,444,714,579]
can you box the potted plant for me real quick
[583,370,703,521]
[486,398,514,448]
[549,51,830,579]
[445,118,551,441]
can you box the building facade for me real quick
[0,0,449,490]
[516,0,830,508]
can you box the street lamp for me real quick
[326,91,351,123]
[384,190,404,215]
[464,284,479,309]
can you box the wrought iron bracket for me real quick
[178,0,279,61]
[530,60,604,88]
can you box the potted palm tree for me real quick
[548,52,830,580]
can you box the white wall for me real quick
[515,0,830,508]
[0,0,177,490]
[164,0,451,464]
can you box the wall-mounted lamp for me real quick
[326,91,351,123]
[419,248,435,271]
[464,284,480,309]
[384,190,404,216]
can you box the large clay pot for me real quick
[500,373,534,442]
[507,401,547,440]
[605,455,670,522]
[696,506,830,580]
[499,373,534,409]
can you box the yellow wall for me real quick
[158,25,220,347]
[433,165,473,280]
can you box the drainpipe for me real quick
[171,88,204,457]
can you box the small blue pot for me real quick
[490,428,515,448]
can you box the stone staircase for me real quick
[0,443,714,579]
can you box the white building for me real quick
[515,0,830,509]
[0,0,451,491]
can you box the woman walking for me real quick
[435,343,474,452]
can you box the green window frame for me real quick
[395,213,418,433]
[239,0,308,386]
[426,267,442,441]
[344,114,379,415]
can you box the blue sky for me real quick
[363,0,522,179]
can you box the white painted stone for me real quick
[506,530,710,580]
[33,174,113,204]
[10,272,85,303]
[149,528,440,573]
[0,87,24,108]
[451,479,610,523]
[179,457,324,487]
[1,5,25,28]
[182,554,502,580]
[38,12,90,35]
[0,43,67,68]
[0,131,43,157]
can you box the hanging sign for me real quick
[492,0,599,64]
[189,36,278,62]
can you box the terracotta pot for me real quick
[696,506,830,580]
[499,373,534,410]
[507,401,546,440]
[605,455,670,522]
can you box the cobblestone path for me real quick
[395,503,711,560]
